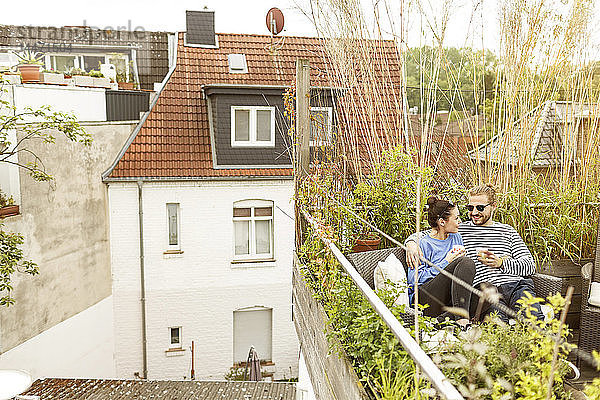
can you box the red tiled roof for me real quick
[109,32,338,179]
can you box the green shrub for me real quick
[495,176,600,267]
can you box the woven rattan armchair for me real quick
[346,247,563,324]
[578,217,600,367]
[347,247,416,326]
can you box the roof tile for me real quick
[109,32,402,179]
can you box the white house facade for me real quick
[103,12,336,381]
[108,179,296,380]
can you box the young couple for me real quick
[406,184,544,325]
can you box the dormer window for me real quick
[228,54,248,74]
[231,106,275,147]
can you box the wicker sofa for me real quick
[346,247,563,324]
[578,216,600,367]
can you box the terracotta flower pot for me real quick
[0,204,20,218]
[352,236,381,253]
[17,64,41,83]
[118,81,134,90]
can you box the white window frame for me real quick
[230,106,276,147]
[169,326,182,349]
[310,107,333,146]
[44,53,129,74]
[45,54,79,71]
[166,203,181,251]
[232,200,274,261]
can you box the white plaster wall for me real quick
[0,296,115,380]
[13,85,106,122]
[297,350,317,400]
[109,180,298,380]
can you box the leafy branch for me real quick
[0,87,92,305]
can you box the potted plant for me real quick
[88,70,110,88]
[15,51,44,83]
[0,190,19,218]
[116,72,134,90]
[352,229,381,253]
[70,68,93,87]
[40,69,66,85]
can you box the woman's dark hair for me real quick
[426,196,455,228]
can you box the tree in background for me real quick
[405,46,497,114]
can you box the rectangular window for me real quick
[107,54,129,79]
[233,201,273,260]
[231,106,275,147]
[44,53,129,74]
[167,203,180,248]
[83,55,105,71]
[235,109,250,142]
[49,55,77,72]
[310,107,333,146]
[169,327,181,348]
[233,308,272,363]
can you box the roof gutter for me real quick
[201,83,339,90]
[101,32,179,181]
[103,175,294,183]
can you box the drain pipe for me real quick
[137,179,148,379]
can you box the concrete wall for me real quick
[109,180,299,380]
[292,261,369,400]
[0,120,136,353]
[0,296,115,380]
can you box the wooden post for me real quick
[295,59,310,248]
[296,58,310,179]
[190,340,195,380]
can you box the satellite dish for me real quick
[266,7,284,35]
[0,369,32,400]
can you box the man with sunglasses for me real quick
[405,184,544,322]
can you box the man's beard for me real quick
[471,214,490,225]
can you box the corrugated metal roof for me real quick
[22,378,296,399]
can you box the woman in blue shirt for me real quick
[407,196,475,325]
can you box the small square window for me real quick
[231,107,275,147]
[170,327,181,348]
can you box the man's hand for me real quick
[406,241,422,269]
[477,249,502,268]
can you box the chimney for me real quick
[186,10,216,47]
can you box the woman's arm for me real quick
[404,230,431,268]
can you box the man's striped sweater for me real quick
[406,221,536,287]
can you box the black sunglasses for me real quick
[466,203,491,212]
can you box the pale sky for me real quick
[1,0,598,55]
[0,0,501,49]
